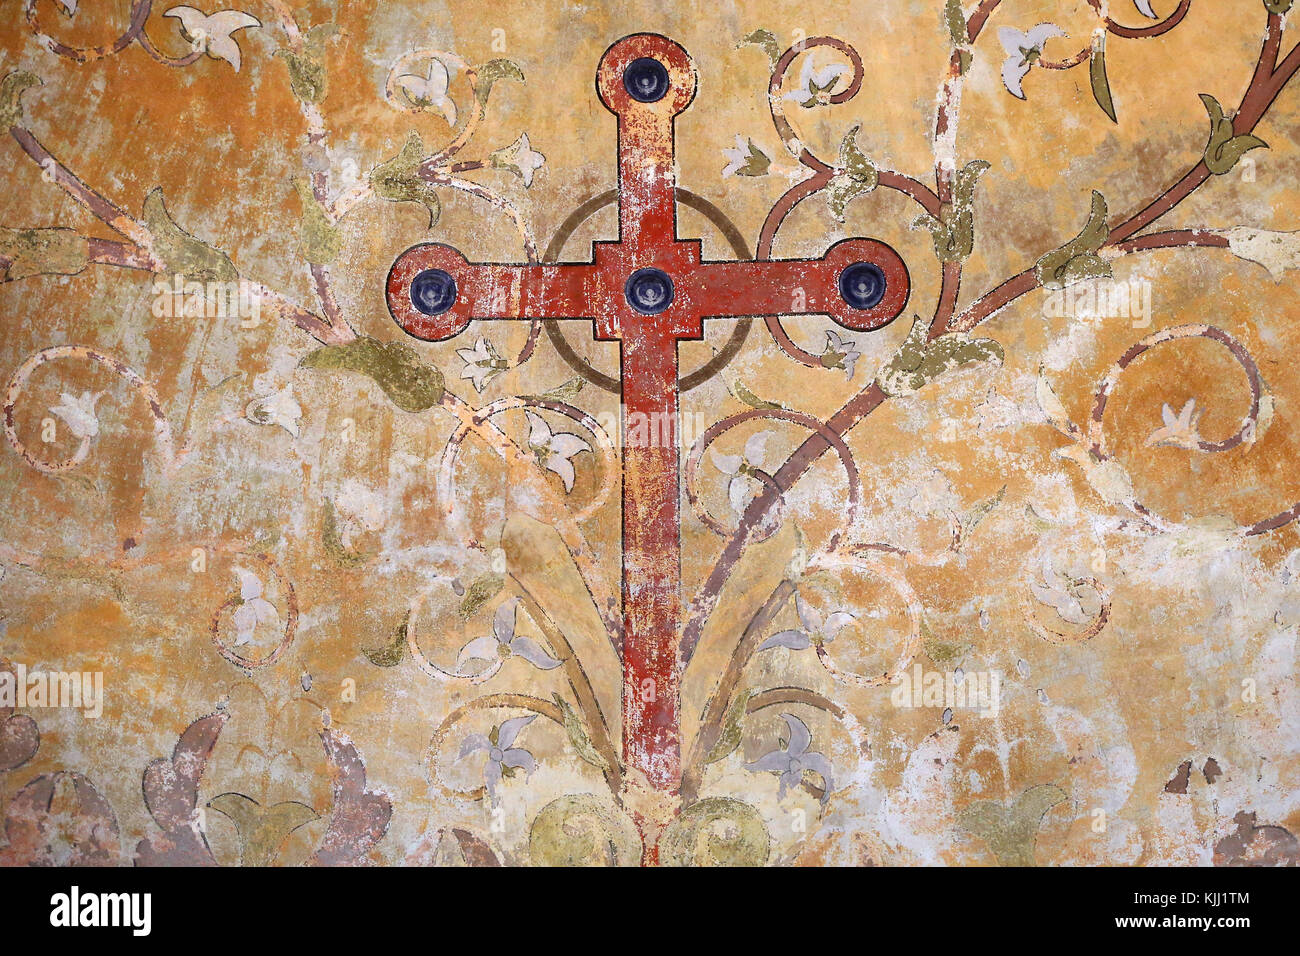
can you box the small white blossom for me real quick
[164,7,261,72]
[998,24,1066,100]
[231,566,277,646]
[396,56,458,125]
[524,411,591,493]
[49,390,102,439]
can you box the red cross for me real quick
[386,34,910,796]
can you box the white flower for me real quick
[907,469,956,517]
[711,430,774,515]
[244,385,302,437]
[231,566,278,646]
[1145,398,1204,450]
[998,23,1066,100]
[455,338,507,393]
[334,478,385,540]
[1134,0,1158,18]
[524,411,591,493]
[459,714,537,807]
[721,134,770,177]
[396,56,457,125]
[55,0,77,15]
[454,598,563,679]
[745,713,835,804]
[975,388,1020,432]
[1029,558,1101,626]
[164,7,261,72]
[784,56,848,107]
[758,592,857,651]
[489,133,546,188]
[821,329,862,378]
[49,390,102,439]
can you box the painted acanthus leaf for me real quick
[1089,31,1117,123]
[293,178,342,265]
[914,160,990,261]
[0,71,41,130]
[472,59,524,108]
[299,336,445,412]
[1035,190,1112,289]
[370,130,441,228]
[142,188,238,282]
[1217,227,1300,281]
[276,22,337,103]
[703,688,753,765]
[0,227,88,281]
[552,694,610,772]
[877,316,1005,397]
[1200,93,1268,175]
[739,28,781,69]
[826,124,878,223]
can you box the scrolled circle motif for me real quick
[659,796,770,867]
[528,794,642,866]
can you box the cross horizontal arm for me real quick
[684,238,909,331]
[386,242,600,341]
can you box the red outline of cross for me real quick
[385,33,910,796]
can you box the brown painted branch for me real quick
[966,0,1003,44]
[10,126,156,257]
[956,228,1232,331]
[1110,229,1228,254]
[879,169,942,218]
[511,576,623,795]
[954,11,1299,330]
[1101,0,1193,39]
[681,579,794,800]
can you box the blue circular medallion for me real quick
[624,267,674,315]
[410,268,458,316]
[624,57,670,103]
[838,262,887,310]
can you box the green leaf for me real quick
[923,619,970,665]
[961,485,1007,542]
[0,71,40,129]
[1089,34,1117,123]
[878,316,1004,397]
[944,0,968,46]
[275,23,335,104]
[0,226,88,281]
[727,376,786,410]
[730,138,771,177]
[739,29,782,69]
[473,59,524,108]
[293,178,343,265]
[141,188,238,282]
[364,620,407,667]
[704,688,754,765]
[300,335,445,412]
[321,499,368,568]
[1265,1,1293,15]
[1200,93,1268,175]
[1034,190,1113,289]
[957,784,1066,867]
[370,131,441,229]
[552,694,610,772]
[457,572,505,620]
[914,159,989,261]
[826,124,878,223]
[521,377,585,404]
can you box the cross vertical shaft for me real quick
[384,33,911,810]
